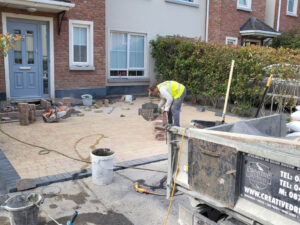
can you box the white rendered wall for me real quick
[106,0,207,85]
[265,0,276,28]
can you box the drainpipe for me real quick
[276,0,282,31]
[205,0,210,42]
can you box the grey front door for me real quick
[7,19,46,100]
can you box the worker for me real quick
[148,81,186,126]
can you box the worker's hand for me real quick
[162,111,168,125]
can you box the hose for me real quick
[0,126,168,173]
[163,128,187,225]
[0,126,90,163]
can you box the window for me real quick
[237,0,252,11]
[165,0,199,7]
[226,37,238,46]
[110,32,146,77]
[287,0,298,16]
[69,20,94,70]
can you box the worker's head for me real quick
[148,84,159,96]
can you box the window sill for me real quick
[107,77,150,83]
[237,6,252,12]
[286,12,298,17]
[69,66,95,71]
[165,0,199,8]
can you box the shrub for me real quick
[150,36,300,114]
[272,29,300,49]
[0,33,21,56]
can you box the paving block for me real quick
[40,99,51,110]
[16,178,36,191]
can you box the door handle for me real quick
[19,67,31,70]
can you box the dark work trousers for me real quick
[167,88,187,126]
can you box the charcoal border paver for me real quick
[0,150,167,194]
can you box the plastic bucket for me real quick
[1,193,42,225]
[91,148,115,185]
[81,94,93,106]
[125,95,133,102]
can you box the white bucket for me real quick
[125,95,133,102]
[91,148,115,185]
[81,94,93,106]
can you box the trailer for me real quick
[167,114,300,225]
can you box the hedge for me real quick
[150,36,300,114]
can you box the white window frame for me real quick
[69,20,94,70]
[109,31,147,78]
[165,0,199,8]
[237,0,252,11]
[226,37,238,45]
[287,0,298,16]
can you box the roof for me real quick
[240,17,277,33]
[240,17,280,37]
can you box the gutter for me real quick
[240,30,281,37]
[0,0,75,10]
[205,0,210,42]
[276,0,281,31]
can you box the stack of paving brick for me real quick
[18,103,30,126]
[153,115,166,141]
[18,103,36,126]
[28,104,36,123]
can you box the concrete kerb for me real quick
[2,153,167,193]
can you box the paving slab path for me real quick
[0,98,241,179]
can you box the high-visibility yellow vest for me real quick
[157,81,185,99]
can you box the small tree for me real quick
[0,33,22,56]
[272,29,300,49]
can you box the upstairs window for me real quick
[237,0,252,11]
[287,0,298,16]
[110,32,146,77]
[69,20,94,70]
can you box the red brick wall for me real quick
[0,0,106,94]
[275,0,300,31]
[209,0,267,45]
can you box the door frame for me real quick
[2,12,55,101]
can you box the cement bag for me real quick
[291,111,300,121]
[296,105,300,111]
[287,121,300,132]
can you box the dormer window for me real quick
[237,0,252,11]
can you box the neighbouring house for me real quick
[274,0,300,32]
[208,0,280,46]
[0,0,298,102]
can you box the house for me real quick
[106,0,207,96]
[208,0,300,46]
[0,0,207,101]
[0,0,298,102]
[274,0,300,32]
[208,0,280,46]
[0,0,106,101]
